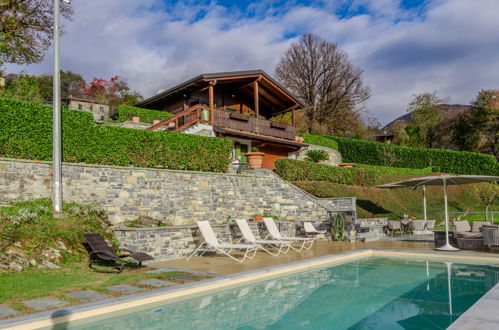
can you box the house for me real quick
[375,131,395,144]
[135,70,307,169]
[67,96,111,121]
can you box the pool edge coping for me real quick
[1,248,498,329]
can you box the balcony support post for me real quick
[254,78,260,119]
[292,108,296,126]
[209,80,216,126]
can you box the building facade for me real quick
[67,97,111,121]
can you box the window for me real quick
[100,116,104,121]
[100,106,104,113]
[77,104,82,110]
[90,105,93,111]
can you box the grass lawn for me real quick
[0,261,207,318]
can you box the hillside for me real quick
[295,181,498,222]
[382,104,472,131]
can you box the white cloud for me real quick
[5,0,499,125]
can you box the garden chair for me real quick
[235,219,291,256]
[187,221,258,263]
[263,218,314,251]
[83,233,153,274]
[425,220,436,232]
[410,220,426,235]
[387,220,401,235]
[482,225,499,250]
[303,222,327,237]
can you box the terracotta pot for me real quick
[253,214,263,222]
[295,136,304,143]
[132,116,140,123]
[245,152,265,169]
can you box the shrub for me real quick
[275,159,380,186]
[355,164,433,176]
[116,105,173,123]
[0,97,232,172]
[305,149,330,163]
[321,135,498,175]
[301,134,338,150]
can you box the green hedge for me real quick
[355,164,433,176]
[0,98,232,172]
[321,135,498,175]
[275,159,380,186]
[300,134,338,150]
[116,105,173,123]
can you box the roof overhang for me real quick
[135,70,304,114]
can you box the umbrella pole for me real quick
[423,185,427,221]
[437,179,460,251]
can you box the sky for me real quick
[6,0,499,125]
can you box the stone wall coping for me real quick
[356,217,389,221]
[114,224,226,231]
[0,157,257,178]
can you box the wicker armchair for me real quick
[410,220,426,235]
[387,220,401,235]
[482,225,499,249]
[425,220,436,231]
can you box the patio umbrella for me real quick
[376,175,499,251]
[376,182,428,221]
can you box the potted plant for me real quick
[253,214,263,222]
[245,147,265,169]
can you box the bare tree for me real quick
[275,34,371,133]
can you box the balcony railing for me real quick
[148,107,296,141]
[213,109,296,140]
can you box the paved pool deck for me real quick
[152,240,499,275]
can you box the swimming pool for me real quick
[50,256,499,330]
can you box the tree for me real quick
[405,92,446,148]
[473,183,498,221]
[274,34,371,133]
[78,76,143,106]
[0,71,44,103]
[36,70,85,102]
[471,90,499,159]
[0,0,73,67]
[449,89,499,158]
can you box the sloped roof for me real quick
[135,70,305,109]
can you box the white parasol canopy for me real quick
[375,175,499,251]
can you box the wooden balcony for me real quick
[213,109,296,141]
[147,106,296,141]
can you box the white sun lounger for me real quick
[304,222,327,235]
[187,221,258,263]
[263,218,315,251]
[235,219,291,256]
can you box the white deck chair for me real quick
[263,218,314,251]
[235,219,291,256]
[304,222,327,235]
[187,221,258,263]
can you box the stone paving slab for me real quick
[0,305,18,317]
[105,284,142,294]
[166,274,199,281]
[65,290,109,301]
[137,279,173,287]
[21,298,69,311]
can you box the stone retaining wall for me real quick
[0,158,355,225]
[0,157,357,260]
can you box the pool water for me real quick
[70,258,499,330]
